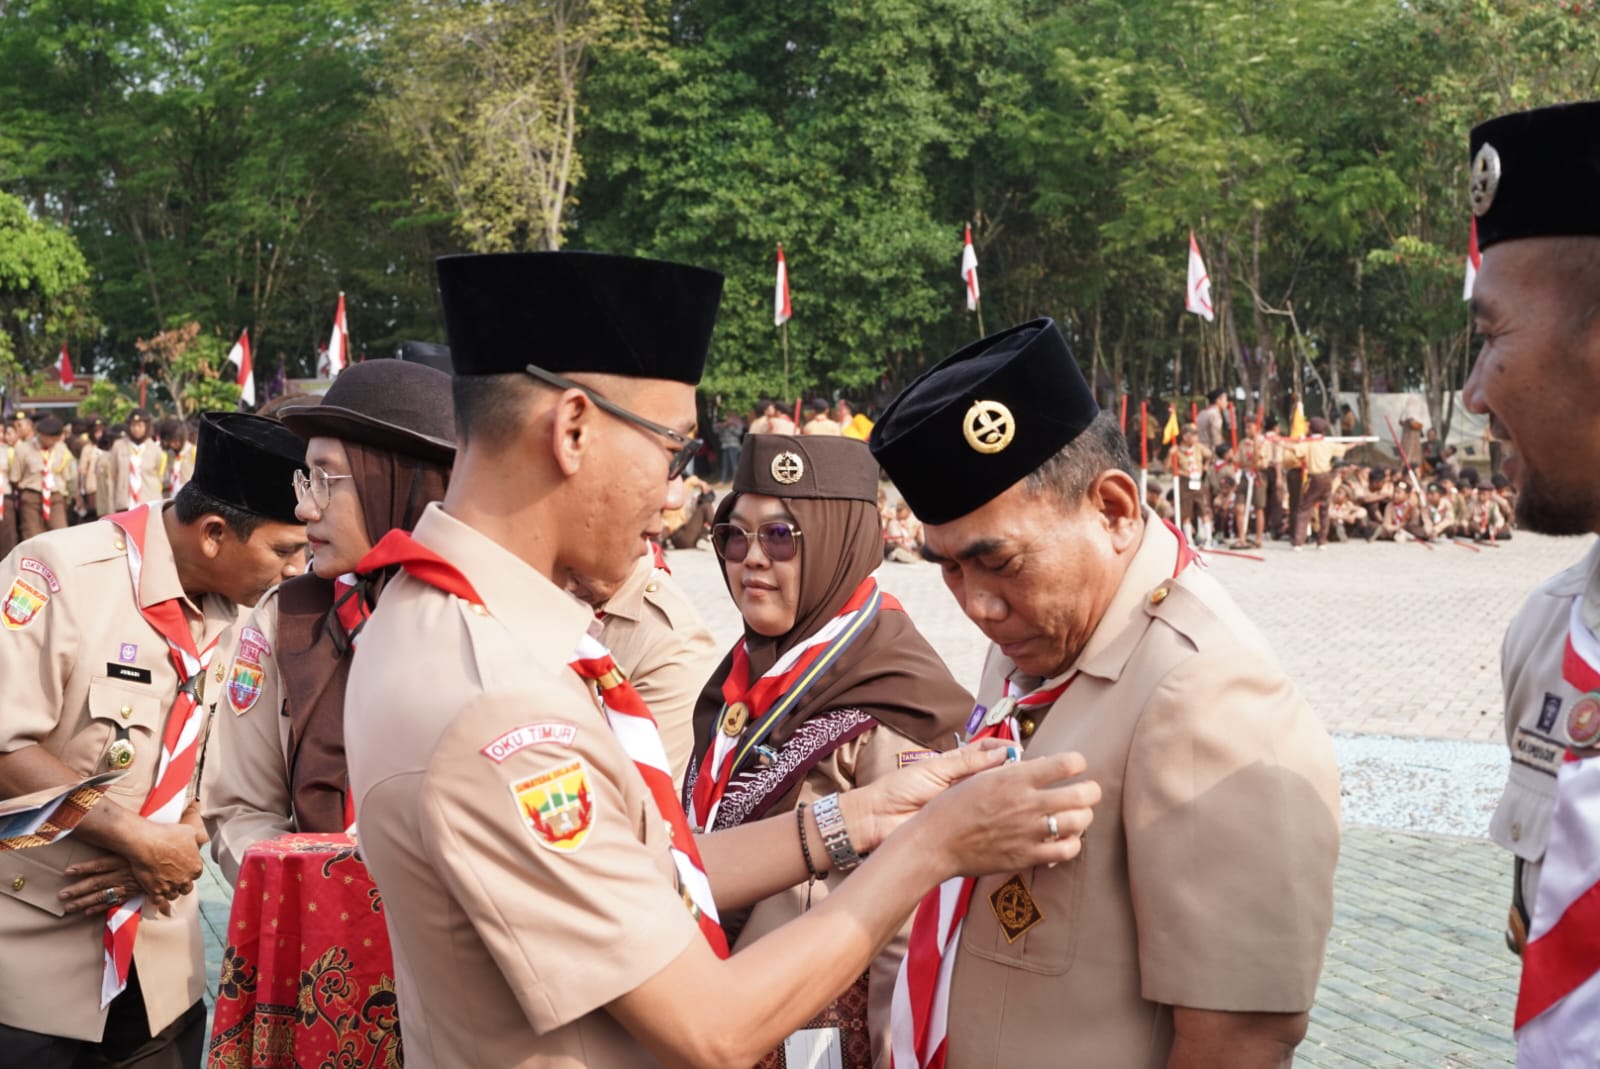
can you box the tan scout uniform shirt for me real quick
[78,441,101,502]
[1283,438,1348,476]
[750,415,797,436]
[0,511,238,1041]
[1490,538,1600,924]
[201,587,292,884]
[1196,405,1226,453]
[802,415,843,437]
[345,505,698,1069]
[9,438,73,496]
[946,515,1341,1067]
[730,724,928,1068]
[597,554,720,788]
[110,438,165,510]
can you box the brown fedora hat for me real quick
[279,359,455,465]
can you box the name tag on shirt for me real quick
[1512,726,1563,777]
[105,663,152,686]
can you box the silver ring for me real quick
[1044,813,1060,842]
[104,886,121,906]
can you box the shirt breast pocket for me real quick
[959,843,1089,977]
[83,676,166,786]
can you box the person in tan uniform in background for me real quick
[11,414,76,541]
[568,546,720,789]
[1164,421,1212,546]
[0,412,307,1068]
[110,409,166,510]
[1284,416,1355,549]
[801,398,843,436]
[77,420,104,521]
[343,251,1100,1069]
[686,433,972,1068]
[0,423,17,559]
[870,316,1341,1068]
[202,360,455,882]
[749,398,798,436]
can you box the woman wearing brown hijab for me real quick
[201,359,455,881]
[684,434,972,1069]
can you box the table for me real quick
[206,832,403,1068]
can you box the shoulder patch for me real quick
[226,630,271,715]
[19,558,61,593]
[2,577,49,630]
[481,722,579,763]
[510,759,593,852]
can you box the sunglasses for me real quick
[523,364,701,479]
[713,521,803,563]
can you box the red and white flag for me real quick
[56,343,75,388]
[1515,599,1600,1066]
[226,329,255,408]
[1463,218,1482,301]
[961,224,981,311]
[774,244,792,327]
[1185,231,1214,322]
[320,292,348,378]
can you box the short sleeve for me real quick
[419,695,699,1033]
[0,545,77,752]
[1124,650,1340,1013]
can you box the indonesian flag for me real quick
[1464,218,1482,301]
[226,329,255,408]
[1516,599,1600,1066]
[320,292,349,378]
[961,224,981,311]
[1186,231,1215,322]
[774,244,792,327]
[56,343,75,388]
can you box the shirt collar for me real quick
[596,552,655,624]
[408,503,596,653]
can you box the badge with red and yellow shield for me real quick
[509,760,594,852]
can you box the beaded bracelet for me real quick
[796,801,825,881]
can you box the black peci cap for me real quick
[436,251,723,385]
[190,412,307,525]
[869,318,1098,525]
[1470,101,1600,250]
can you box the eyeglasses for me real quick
[292,467,354,511]
[712,521,803,563]
[523,364,702,479]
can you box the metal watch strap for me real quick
[812,792,863,873]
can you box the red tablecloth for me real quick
[207,833,403,1068]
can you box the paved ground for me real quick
[193,525,1596,1064]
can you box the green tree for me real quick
[0,189,94,395]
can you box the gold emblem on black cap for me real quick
[962,399,1015,454]
[771,451,804,485]
[1471,143,1501,217]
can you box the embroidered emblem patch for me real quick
[119,643,139,664]
[1566,695,1600,748]
[19,558,61,593]
[226,629,271,715]
[896,749,936,769]
[1512,727,1563,776]
[2,577,49,631]
[480,722,578,764]
[989,873,1043,944]
[510,760,593,852]
[1538,692,1563,735]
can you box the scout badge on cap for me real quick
[732,435,878,502]
[770,451,804,485]
[510,760,594,852]
[1471,143,1501,216]
[962,400,1015,454]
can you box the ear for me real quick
[1089,469,1142,548]
[546,389,595,477]
[198,515,230,560]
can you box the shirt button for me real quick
[1019,717,1037,740]
[1511,821,1522,842]
[113,540,126,552]
[10,876,23,892]
[469,604,488,616]
[645,582,659,594]
[120,705,133,720]
[1149,585,1170,605]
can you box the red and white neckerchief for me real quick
[1516,595,1600,1065]
[127,441,147,505]
[687,577,892,832]
[100,505,221,1007]
[358,530,730,957]
[651,541,670,574]
[165,449,182,498]
[889,523,1198,1069]
[41,449,58,524]
[332,573,370,647]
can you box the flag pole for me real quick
[975,298,986,339]
[1139,401,1149,500]
[781,320,791,403]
